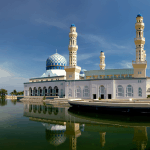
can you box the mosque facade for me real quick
[24,14,150,100]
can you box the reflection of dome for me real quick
[46,53,67,70]
[43,123,66,146]
[46,129,66,146]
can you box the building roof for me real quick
[84,68,134,76]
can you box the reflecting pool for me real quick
[1,100,150,150]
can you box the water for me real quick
[1,99,150,150]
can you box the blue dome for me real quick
[101,51,103,52]
[71,24,75,27]
[137,14,142,17]
[46,53,67,70]
[80,71,84,74]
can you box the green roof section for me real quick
[84,68,134,76]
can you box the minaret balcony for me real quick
[132,60,147,64]
[69,32,77,37]
[68,45,78,49]
[134,37,145,41]
[135,22,144,28]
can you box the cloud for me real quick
[35,18,68,29]
[119,61,132,68]
[79,33,134,55]
[33,58,45,62]
[0,62,29,94]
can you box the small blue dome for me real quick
[71,24,75,27]
[46,53,67,70]
[101,51,103,52]
[80,71,84,74]
[137,14,142,17]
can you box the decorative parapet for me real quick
[132,60,147,64]
[64,66,81,70]
[134,37,145,41]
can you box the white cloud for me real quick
[0,62,29,94]
[35,18,68,29]
[119,61,132,68]
[79,33,134,55]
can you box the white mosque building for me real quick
[24,14,150,100]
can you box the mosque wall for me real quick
[24,81,66,97]
[65,79,147,99]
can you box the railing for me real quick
[64,66,81,70]
[132,60,147,64]
[69,32,77,36]
[68,45,78,49]
[134,37,145,41]
[135,22,144,26]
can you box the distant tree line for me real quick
[10,89,24,96]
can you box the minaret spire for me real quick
[56,49,57,53]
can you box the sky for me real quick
[0,0,150,94]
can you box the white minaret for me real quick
[134,14,146,62]
[99,51,106,70]
[64,24,81,83]
[132,14,147,78]
[68,24,78,66]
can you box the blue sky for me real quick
[0,0,150,94]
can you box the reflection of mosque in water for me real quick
[23,102,149,150]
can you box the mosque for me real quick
[24,14,150,100]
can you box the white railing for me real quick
[132,60,147,64]
[134,37,145,41]
[69,32,77,36]
[68,45,78,49]
[64,66,81,70]
[135,22,144,26]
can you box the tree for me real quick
[0,88,7,100]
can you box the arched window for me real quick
[138,87,142,97]
[29,87,32,96]
[54,86,59,96]
[61,89,63,97]
[38,87,42,96]
[76,86,81,98]
[116,85,124,97]
[48,86,52,96]
[33,87,37,96]
[83,86,89,97]
[43,87,47,96]
[99,85,106,99]
[68,88,72,97]
[126,85,133,97]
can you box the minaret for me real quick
[132,14,147,78]
[65,24,81,83]
[68,24,78,66]
[99,51,106,70]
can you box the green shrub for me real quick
[43,96,46,100]
[99,97,101,100]
[147,95,150,98]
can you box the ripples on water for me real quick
[0,99,150,150]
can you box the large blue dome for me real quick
[46,53,67,70]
